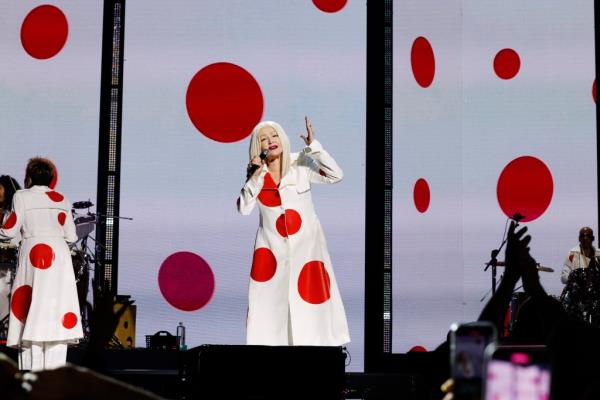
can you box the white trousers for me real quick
[19,342,68,371]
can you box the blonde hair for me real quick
[248,121,291,178]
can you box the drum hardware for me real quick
[72,200,94,210]
[560,267,600,327]
[481,261,555,273]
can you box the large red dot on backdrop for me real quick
[49,162,58,189]
[312,0,347,13]
[158,252,215,311]
[497,156,553,222]
[11,285,32,323]
[411,37,435,88]
[251,247,277,282]
[21,5,68,59]
[413,178,430,213]
[29,243,55,269]
[186,62,263,143]
[298,261,331,304]
[494,49,520,80]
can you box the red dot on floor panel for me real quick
[413,178,430,213]
[29,243,55,269]
[11,285,32,323]
[409,345,428,353]
[21,5,68,60]
[251,247,277,282]
[275,209,302,237]
[46,191,64,202]
[58,212,67,226]
[186,62,263,143]
[411,37,435,88]
[62,312,78,329]
[158,252,215,311]
[312,0,347,13]
[3,212,17,229]
[258,173,282,207]
[494,49,520,80]
[298,261,331,304]
[496,156,553,222]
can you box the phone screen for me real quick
[484,346,551,400]
[451,322,497,399]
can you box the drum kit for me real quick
[560,266,600,327]
[0,200,98,342]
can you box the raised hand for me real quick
[300,116,314,146]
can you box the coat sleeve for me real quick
[63,199,78,244]
[297,139,344,185]
[561,252,576,284]
[237,166,267,215]
[0,192,24,239]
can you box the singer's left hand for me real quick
[300,116,314,146]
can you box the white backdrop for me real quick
[393,0,597,352]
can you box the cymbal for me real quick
[484,261,554,273]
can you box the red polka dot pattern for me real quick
[497,156,553,222]
[298,261,331,304]
[29,243,55,269]
[158,252,215,311]
[186,62,263,143]
[11,285,32,323]
[251,247,277,282]
[62,312,78,329]
[21,5,68,60]
[411,37,435,88]
[258,173,281,207]
[312,0,347,13]
[46,191,64,202]
[413,178,430,213]
[3,212,17,229]
[275,209,302,237]
[49,162,58,189]
[569,254,574,263]
[58,212,67,226]
[319,169,327,177]
[494,49,520,80]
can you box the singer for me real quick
[561,227,600,284]
[0,158,82,370]
[237,117,350,346]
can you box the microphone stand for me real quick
[483,215,522,296]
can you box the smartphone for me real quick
[483,345,551,400]
[450,321,498,400]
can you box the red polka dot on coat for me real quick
[11,285,32,323]
[3,212,17,229]
[312,0,347,13]
[258,173,282,207]
[275,209,302,237]
[569,254,574,262]
[186,62,263,143]
[20,5,68,60]
[251,247,277,282]
[29,243,55,269]
[411,36,435,88]
[298,261,331,304]
[496,156,553,222]
[158,252,215,311]
[62,312,78,329]
[58,212,67,226]
[46,191,64,202]
[319,169,327,177]
[494,48,520,80]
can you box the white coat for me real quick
[238,139,350,346]
[0,186,83,347]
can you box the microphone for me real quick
[246,149,269,179]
